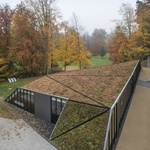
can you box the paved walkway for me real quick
[116,67,150,150]
[0,117,57,150]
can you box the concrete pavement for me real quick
[116,67,150,150]
[0,117,58,150]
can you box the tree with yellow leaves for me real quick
[55,22,92,70]
[70,13,92,69]
[134,0,150,59]
[54,22,73,71]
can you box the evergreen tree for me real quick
[100,46,106,58]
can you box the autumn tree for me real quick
[70,13,84,69]
[134,0,150,59]
[55,20,92,70]
[90,29,107,55]
[0,58,9,81]
[0,4,14,57]
[10,2,46,77]
[54,21,73,71]
[25,0,61,74]
[119,3,136,38]
[0,4,14,79]
[107,26,131,63]
[67,27,92,69]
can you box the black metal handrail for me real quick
[103,61,141,150]
[5,88,35,113]
[5,87,68,124]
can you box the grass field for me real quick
[90,53,112,67]
[0,77,39,98]
[60,53,112,71]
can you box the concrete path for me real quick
[116,67,150,150]
[0,117,58,150]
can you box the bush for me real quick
[86,51,92,59]
[49,67,63,74]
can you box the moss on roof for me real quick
[51,101,109,150]
[22,61,138,150]
[23,61,137,107]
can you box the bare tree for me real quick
[119,3,136,38]
[71,13,84,69]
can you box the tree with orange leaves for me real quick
[107,26,131,63]
[10,2,46,77]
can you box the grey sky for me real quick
[1,0,137,34]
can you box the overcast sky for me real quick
[1,0,137,34]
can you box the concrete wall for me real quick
[35,92,51,122]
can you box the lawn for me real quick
[0,77,39,120]
[90,53,112,67]
[60,53,112,71]
[0,77,39,98]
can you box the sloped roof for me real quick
[23,61,137,107]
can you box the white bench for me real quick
[8,77,17,83]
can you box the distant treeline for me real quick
[0,0,149,80]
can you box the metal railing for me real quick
[5,88,35,113]
[50,94,68,124]
[148,56,150,68]
[5,88,68,124]
[103,61,141,150]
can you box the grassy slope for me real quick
[0,77,39,98]
[49,61,138,149]
[23,61,137,107]
[51,101,109,150]
[0,60,138,149]
[0,77,39,119]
